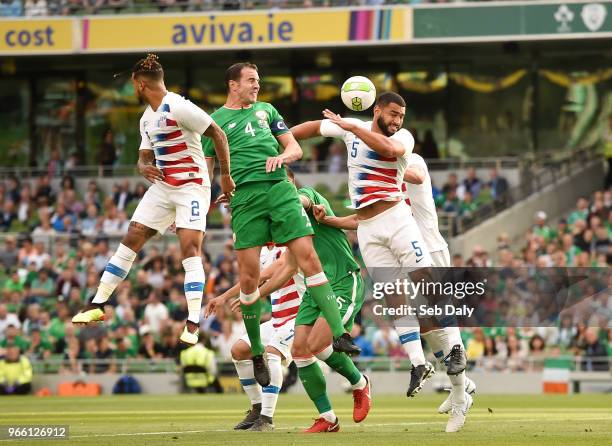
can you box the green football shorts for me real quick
[295,271,364,332]
[230,180,314,250]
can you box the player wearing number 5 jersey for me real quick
[72,54,235,347]
[204,62,359,388]
[291,92,436,397]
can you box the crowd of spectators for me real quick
[0,174,145,238]
[0,171,609,383]
[0,0,458,17]
[434,167,510,219]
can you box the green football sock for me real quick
[306,280,345,339]
[241,300,264,356]
[298,362,332,414]
[324,351,362,386]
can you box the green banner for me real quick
[414,1,612,40]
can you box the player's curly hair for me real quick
[132,53,164,80]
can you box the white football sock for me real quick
[394,316,425,366]
[183,256,205,324]
[234,359,261,405]
[261,353,282,418]
[93,244,136,304]
[423,329,466,406]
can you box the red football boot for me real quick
[352,374,372,423]
[303,417,340,433]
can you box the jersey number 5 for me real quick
[301,208,312,227]
[350,140,359,158]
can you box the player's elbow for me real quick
[411,173,425,185]
[288,142,303,161]
[380,142,402,159]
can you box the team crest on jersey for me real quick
[255,110,269,129]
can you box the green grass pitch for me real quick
[1,393,611,445]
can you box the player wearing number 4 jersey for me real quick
[206,175,371,433]
[292,92,436,398]
[204,62,359,388]
[72,54,235,347]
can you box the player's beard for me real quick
[240,89,257,105]
[377,116,396,137]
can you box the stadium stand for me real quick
[1,0,465,18]
[0,170,609,385]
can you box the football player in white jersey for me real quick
[310,153,474,432]
[291,92,437,397]
[73,54,235,347]
[206,245,304,432]
[403,152,474,432]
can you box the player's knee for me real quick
[239,272,259,292]
[121,233,144,253]
[231,341,250,360]
[291,343,310,359]
[180,243,200,260]
[307,335,327,356]
[300,249,322,276]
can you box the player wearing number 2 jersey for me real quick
[72,54,234,347]
[204,62,359,389]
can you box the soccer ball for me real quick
[341,76,376,112]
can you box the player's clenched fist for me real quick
[313,204,327,222]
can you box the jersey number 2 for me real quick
[191,200,200,217]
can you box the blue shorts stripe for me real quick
[184,282,204,292]
[399,332,420,344]
[105,263,128,279]
[262,385,280,394]
[239,378,257,386]
[434,350,444,358]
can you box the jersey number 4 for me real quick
[245,122,256,137]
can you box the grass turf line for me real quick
[1,394,611,445]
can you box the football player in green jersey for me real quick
[205,167,371,433]
[204,62,359,387]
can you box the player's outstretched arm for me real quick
[290,120,323,140]
[322,109,405,158]
[137,149,164,183]
[204,122,235,198]
[257,250,298,298]
[315,206,359,231]
[204,254,285,317]
[404,165,426,185]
